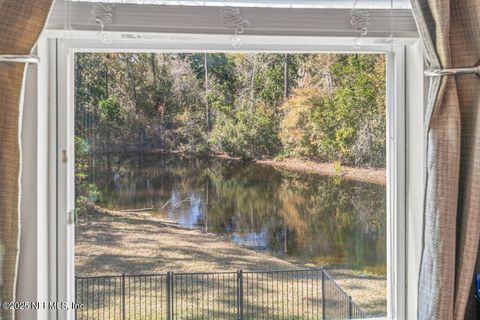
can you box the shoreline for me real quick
[256,158,385,186]
[94,148,386,186]
[235,155,384,186]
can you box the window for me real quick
[74,51,388,318]
[36,2,420,319]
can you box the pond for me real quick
[87,153,386,274]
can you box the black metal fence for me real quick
[75,269,366,320]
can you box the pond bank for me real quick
[251,157,384,186]
[97,148,386,185]
[76,204,386,316]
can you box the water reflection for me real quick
[89,153,386,273]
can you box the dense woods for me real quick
[75,52,386,167]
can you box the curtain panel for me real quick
[410,0,480,319]
[0,1,54,320]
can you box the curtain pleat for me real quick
[0,1,54,320]
[410,0,480,319]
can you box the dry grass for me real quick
[75,207,386,317]
[326,269,386,317]
[76,208,294,275]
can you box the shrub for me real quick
[306,54,386,166]
[279,88,325,157]
[74,136,90,217]
[210,111,281,159]
[74,136,104,216]
[99,96,121,123]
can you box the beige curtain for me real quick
[0,1,54,320]
[410,0,480,319]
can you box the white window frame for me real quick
[34,4,423,317]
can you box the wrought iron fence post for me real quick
[75,269,365,320]
[74,276,78,320]
[348,295,353,319]
[122,273,126,320]
[167,271,173,320]
[321,269,326,320]
[237,270,244,320]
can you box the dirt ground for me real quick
[76,208,386,317]
[254,158,386,186]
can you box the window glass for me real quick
[74,52,388,318]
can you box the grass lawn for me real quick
[75,207,386,317]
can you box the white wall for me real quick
[405,39,425,320]
[16,37,426,320]
[17,61,39,320]
[17,40,51,320]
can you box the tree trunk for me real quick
[125,54,141,145]
[250,54,257,112]
[204,178,210,233]
[104,54,109,97]
[284,53,290,100]
[151,53,157,94]
[125,54,139,112]
[204,53,211,131]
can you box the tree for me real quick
[279,88,326,157]
[309,54,386,166]
[74,52,386,166]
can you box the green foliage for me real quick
[74,136,90,216]
[318,54,385,166]
[254,54,286,108]
[333,161,343,175]
[210,111,281,159]
[279,54,386,167]
[75,52,386,167]
[74,136,104,217]
[99,96,121,122]
[207,81,235,116]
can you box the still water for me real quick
[89,153,386,273]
